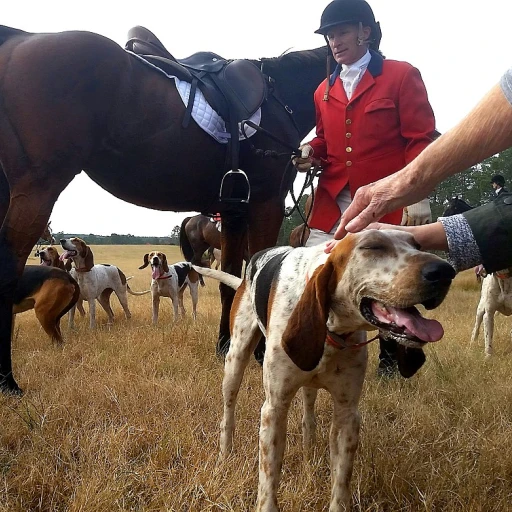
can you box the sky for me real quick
[4,0,512,236]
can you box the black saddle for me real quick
[126,26,266,127]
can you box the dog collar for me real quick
[75,267,91,272]
[156,274,172,280]
[326,330,379,350]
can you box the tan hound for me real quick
[194,229,454,511]
[139,252,203,324]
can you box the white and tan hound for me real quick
[139,252,203,324]
[60,237,149,328]
[194,230,455,511]
[471,269,512,357]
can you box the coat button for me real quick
[347,105,353,111]
[346,161,352,166]
[346,147,352,152]
[346,119,352,125]
[346,133,352,138]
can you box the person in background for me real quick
[293,0,437,377]
[491,174,508,197]
[324,68,512,276]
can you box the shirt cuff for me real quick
[500,68,512,107]
[439,215,482,272]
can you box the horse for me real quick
[0,24,331,393]
[34,222,56,257]
[289,192,313,248]
[442,197,475,217]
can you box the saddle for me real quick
[126,26,268,203]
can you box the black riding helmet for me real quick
[315,0,382,50]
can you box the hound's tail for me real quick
[126,283,151,296]
[192,265,242,290]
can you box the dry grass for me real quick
[2,246,512,511]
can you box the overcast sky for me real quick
[4,0,511,236]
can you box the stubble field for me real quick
[2,245,512,511]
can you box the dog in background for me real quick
[139,252,203,324]
[14,266,80,343]
[193,230,454,511]
[60,237,149,328]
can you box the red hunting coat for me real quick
[308,50,436,232]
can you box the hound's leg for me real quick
[220,289,261,458]
[482,310,495,358]
[68,304,77,329]
[170,295,180,321]
[257,367,298,512]
[302,387,318,461]
[178,287,187,317]
[188,284,199,321]
[115,289,131,320]
[152,295,160,325]
[470,303,485,346]
[327,346,367,512]
[97,290,115,324]
[88,299,97,329]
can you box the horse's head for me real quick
[442,197,474,217]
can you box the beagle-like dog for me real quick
[60,237,149,328]
[193,230,455,511]
[14,266,80,343]
[139,251,203,324]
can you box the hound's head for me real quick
[59,237,94,270]
[39,245,60,266]
[139,251,169,278]
[283,229,455,374]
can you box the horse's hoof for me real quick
[0,377,23,396]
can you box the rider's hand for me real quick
[292,144,319,172]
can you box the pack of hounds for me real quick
[15,237,204,343]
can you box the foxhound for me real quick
[14,266,80,343]
[60,238,149,328]
[139,252,203,324]
[193,229,455,512]
[471,269,512,357]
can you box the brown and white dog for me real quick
[139,251,203,324]
[14,266,80,343]
[193,230,455,511]
[60,237,149,328]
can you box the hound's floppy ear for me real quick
[396,346,425,378]
[281,260,336,371]
[83,247,94,271]
[139,253,150,270]
[162,254,169,273]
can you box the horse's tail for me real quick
[192,265,242,290]
[0,26,28,47]
[179,216,194,261]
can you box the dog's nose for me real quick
[60,239,66,244]
[422,261,456,283]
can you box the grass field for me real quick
[2,245,512,511]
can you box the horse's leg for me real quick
[0,166,9,226]
[217,209,248,357]
[247,200,285,363]
[0,173,74,393]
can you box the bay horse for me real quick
[0,24,331,393]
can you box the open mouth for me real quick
[40,255,51,266]
[151,264,162,279]
[360,297,444,344]
[59,249,77,261]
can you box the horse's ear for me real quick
[162,254,169,273]
[139,253,149,270]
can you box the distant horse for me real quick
[208,247,222,270]
[0,24,330,392]
[442,197,475,217]
[34,222,56,256]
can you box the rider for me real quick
[294,0,437,377]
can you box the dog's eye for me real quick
[360,245,386,251]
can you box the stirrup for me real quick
[219,169,250,203]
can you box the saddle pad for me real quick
[127,51,261,144]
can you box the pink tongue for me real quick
[372,303,444,342]
[152,268,161,279]
[59,250,74,261]
[41,259,51,266]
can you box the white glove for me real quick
[401,198,432,226]
[292,144,316,172]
